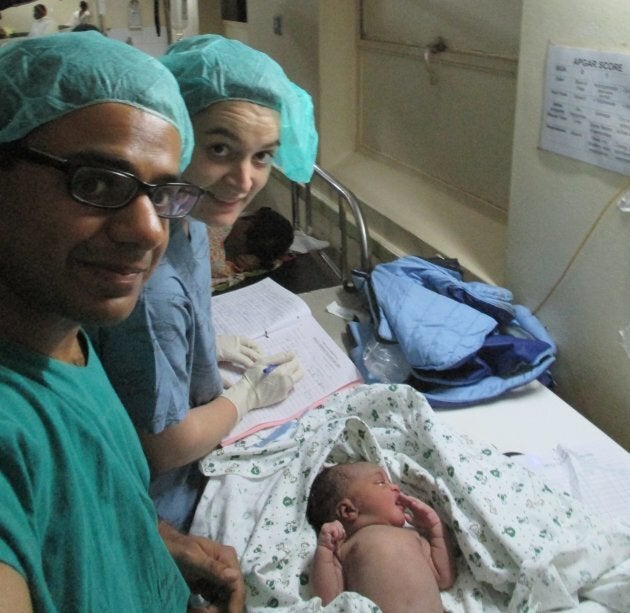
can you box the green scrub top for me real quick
[0,335,190,612]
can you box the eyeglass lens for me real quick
[70,167,201,219]
[8,146,202,219]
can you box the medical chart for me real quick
[540,44,630,175]
[212,278,362,445]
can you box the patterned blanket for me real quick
[192,384,630,612]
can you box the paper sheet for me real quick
[212,277,311,337]
[212,278,362,445]
[514,442,630,524]
[540,44,630,175]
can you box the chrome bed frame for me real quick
[290,164,372,291]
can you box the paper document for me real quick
[514,442,630,524]
[540,44,630,175]
[212,278,362,445]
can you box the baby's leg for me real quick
[342,527,443,613]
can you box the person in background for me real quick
[0,32,244,611]
[89,34,316,534]
[306,461,457,611]
[68,1,91,28]
[28,4,57,37]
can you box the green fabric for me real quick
[0,32,194,170]
[0,335,189,612]
[160,34,318,183]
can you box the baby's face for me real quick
[344,463,407,527]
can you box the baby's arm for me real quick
[311,520,346,605]
[399,493,458,589]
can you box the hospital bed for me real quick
[192,168,630,611]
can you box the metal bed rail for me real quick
[291,164,372,290]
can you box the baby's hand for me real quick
[398,493,445,538]
[317,520,346,552]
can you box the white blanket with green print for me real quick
[192,384,630,612]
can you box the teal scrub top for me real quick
[0,335,190,612]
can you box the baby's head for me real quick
[306,461,406,534]
[245,207,294,268]
[226,207,294,269]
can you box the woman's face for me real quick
[185,100,280,227]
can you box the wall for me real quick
[359,0,521,215]
[508,0,630,449]
[197,1,222,34]
[316,1,510,284]
[243,0,319,115]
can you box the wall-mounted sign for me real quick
[128,0,142,30]
[540,44,630,176]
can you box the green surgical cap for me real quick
[160,34,318,183]
[0,32,194,170]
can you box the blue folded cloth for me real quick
[351,257,557,406]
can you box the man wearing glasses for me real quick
[0,33,244,611]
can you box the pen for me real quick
[262,363,278,375]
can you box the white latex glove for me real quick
[220,352,303,420]
[216,335,262,368]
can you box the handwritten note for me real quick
[212,279,362,445]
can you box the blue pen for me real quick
[263,363,279,375]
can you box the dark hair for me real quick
[72,24,101,33]
[244,207,293,268]
[306,465,351,532]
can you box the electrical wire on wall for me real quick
[532,178,630,317]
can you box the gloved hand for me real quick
[216,335,262,368]
[220,352,303,421]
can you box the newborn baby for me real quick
[306,461,457,612]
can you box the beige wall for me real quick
[315,1,510,284]
[508,0,630,449]
[243,1,319,114]
[197,0,222,34]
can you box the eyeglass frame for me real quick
[6,145,203,219]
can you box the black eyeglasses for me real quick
[11,146,203,219]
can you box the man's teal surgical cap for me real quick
[0,32,194,170]
[160,34,318,183]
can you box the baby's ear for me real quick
[336,498,358,521]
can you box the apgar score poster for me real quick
[540,44,630,175]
